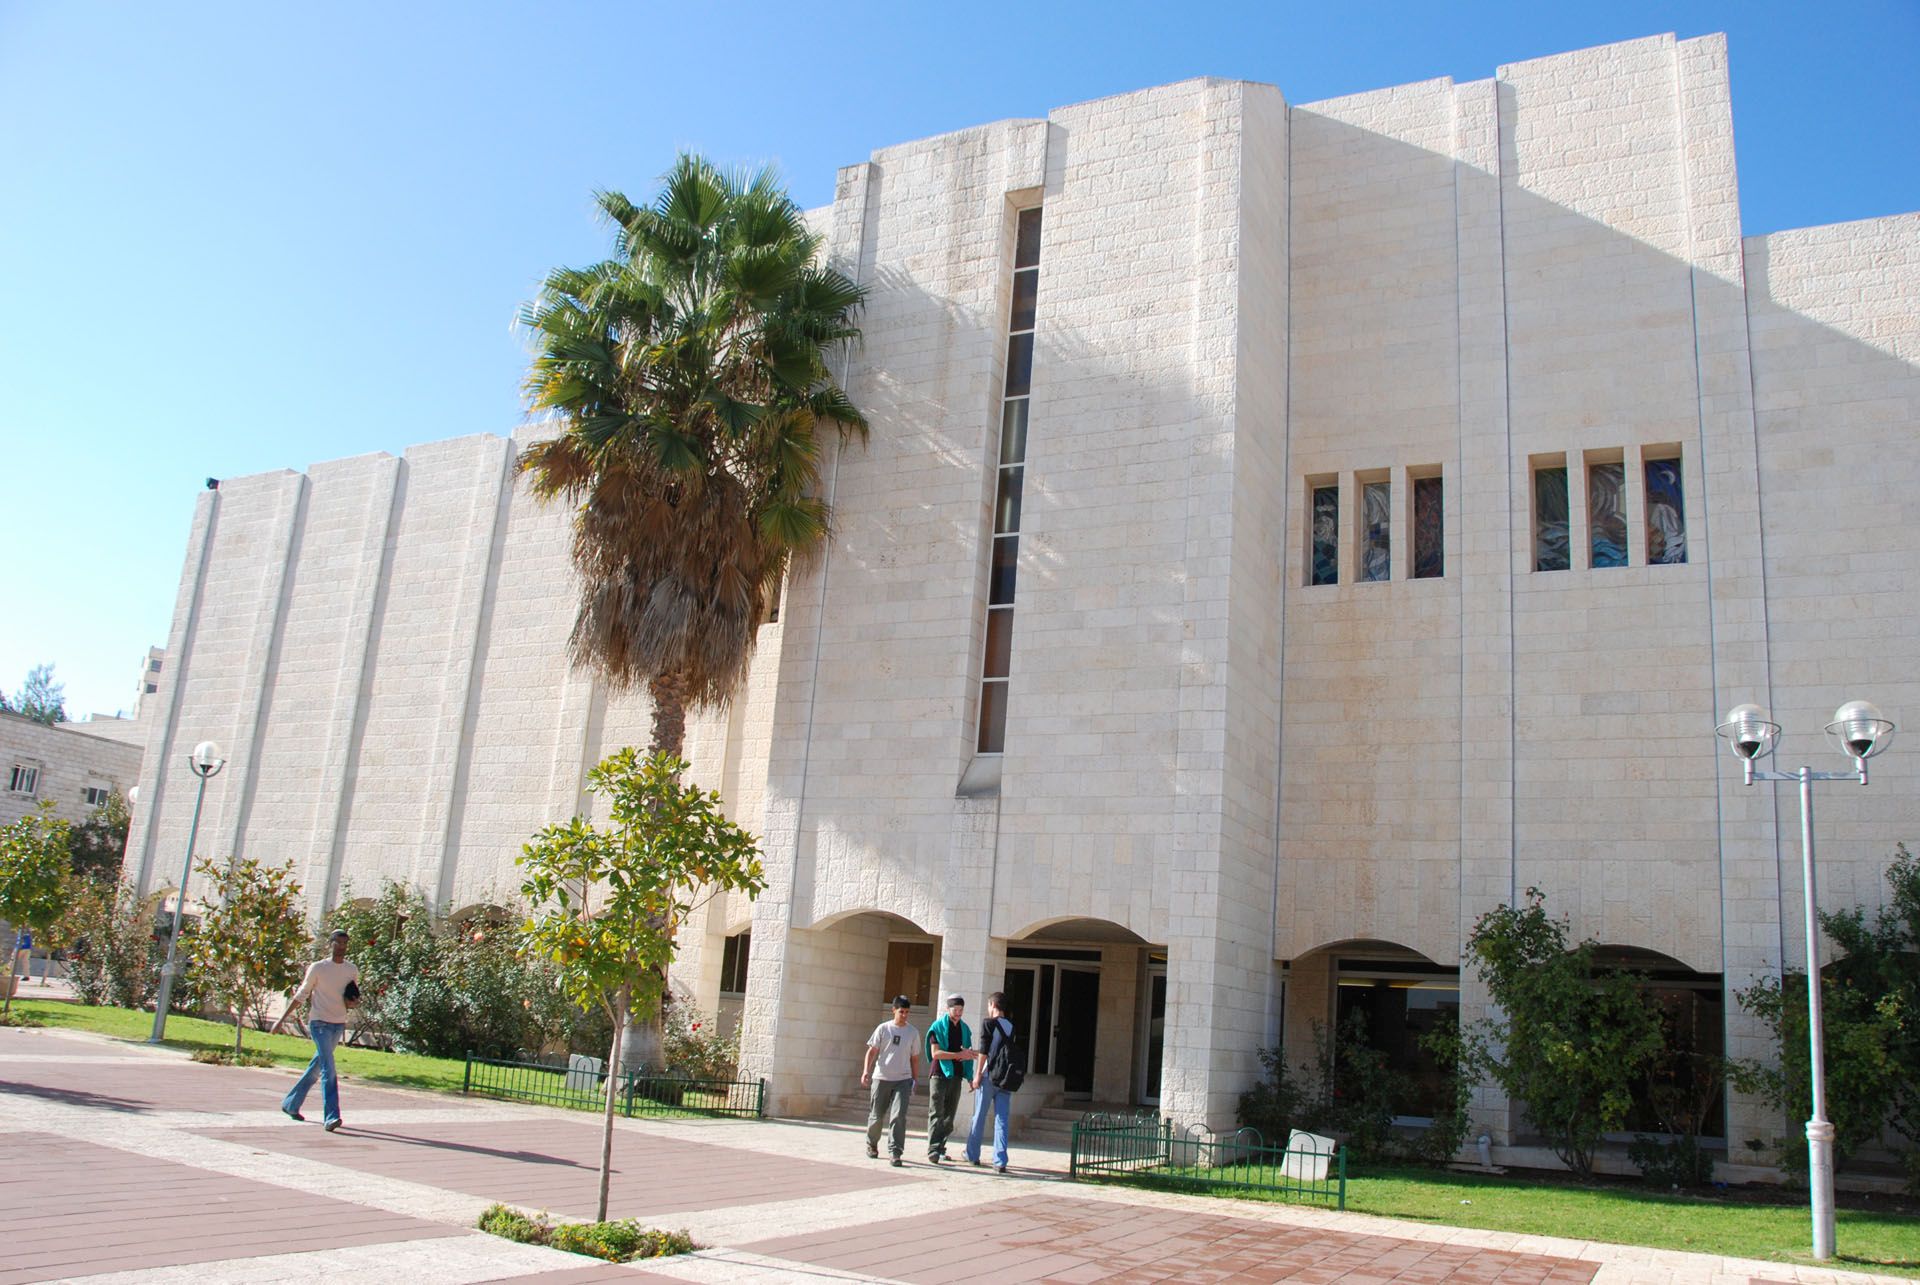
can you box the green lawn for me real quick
[10,998,470,1094]
[1128,1162,1920,1276]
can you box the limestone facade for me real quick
[128,34,1918,1168]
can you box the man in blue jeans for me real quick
[269,929,360,1132]
[965,991,1016,1174]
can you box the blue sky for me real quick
[3,1,1916,720]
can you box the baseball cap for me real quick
[328,929,349,941]
[945,994,966,1007]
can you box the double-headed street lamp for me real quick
[149,740,226,1043]
[1716,699,1896,1262]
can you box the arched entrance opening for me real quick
[1005,917,1156,1108]
[1592,945,1726,1141]
[1284,939,1460,1124]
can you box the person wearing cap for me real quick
[269,928,361,1131]
[860,995,922,1166]
[923,994,974,1164]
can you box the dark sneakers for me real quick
[890,1156,903,1168]
[865,1142,878,1159]
[282,1107,304,1122]
[323,1120,341,1133]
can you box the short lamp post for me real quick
[148,740,226,1043]
[1715,700,1896,1262]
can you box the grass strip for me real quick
[10,998,469,1093]
[1122,1162,1919,1276]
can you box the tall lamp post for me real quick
[1715,699,1896,1262]
[149,740,226,1043]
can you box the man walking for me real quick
[965,991,1017,1174]
[860,995,921,1167]
[269,928,359,1132]
[923,993,974,1163]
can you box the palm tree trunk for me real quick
[620,671,689,1073]
[646,671,689,759]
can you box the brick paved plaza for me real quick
[0,1025,1899,1283]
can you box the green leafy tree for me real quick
[1735,844,1920,1189]
[60,876,163,1008]
[518,747,766,1221]
[68,788,131,879]
[1465,888,1666,1177]
[518,154,867,761]
[6,663,68,725]
[1,802,75,1011]
[185,857,308,1053]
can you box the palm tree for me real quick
[520,154,867,760]
[519,157,865,1072]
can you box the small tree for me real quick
[518,747,766,1221]
[1465,888,1666,1177]
[68,788,131,879]
[185,857,308,1052]
[1736,844,1920,1189]
[61,876,163,1008]
[0,802,74,1012]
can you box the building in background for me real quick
[126,33,1919,1172]
[3,710,142,829]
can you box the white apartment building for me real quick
[125,34,1919,1172]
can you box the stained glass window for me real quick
[1310,485,1339,586]
[1412,476,1443,579]
[1645,457,1687,565]
[1534,467,1570,572]
[1359,481,1390,582]
[1588,462,1627,568]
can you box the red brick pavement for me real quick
[0,1132,456,1285]
[0,1055,435,1115]
[200,1116,917,1218]
[743,1195,1602,1284]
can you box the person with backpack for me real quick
[923,993,974,1164]
[964,990,1021,1174]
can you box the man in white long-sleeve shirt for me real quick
[269,929,359,1131]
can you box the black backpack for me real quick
[984,1018,1025,1093]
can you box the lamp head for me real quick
[189,740,226,778]
[1716,704,1779,762]
[1827,700,1894,763]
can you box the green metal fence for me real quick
[461,1054,766,1120]
[1069,1112,1346,1209]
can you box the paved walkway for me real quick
[0,1024,1901,1283]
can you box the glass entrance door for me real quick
[1139,961,1167,1105]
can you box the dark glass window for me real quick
[983,607,1014,678]
[1003,333,1034,397]
[1589,461,1627,568]
[1310,485,1339,586]
[999,400,1028,466]
[1645,457,1687,564]
[994,466,1024,534]
[977,681,1009,753]
[719,932,751,994]
[1412,475,1443,579]
[1534,467,1570,572]
[1359,481,1390,582]
[989,535,1018,605]
[1014,207,1042,269]
[1010,269,1038,332]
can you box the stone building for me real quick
[2,711,142,829]
[126,33,1918,1171]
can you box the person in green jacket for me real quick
[923,993,975,1164]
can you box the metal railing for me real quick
[462,1054,765,1120]
[1069,1112,1346,1209]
